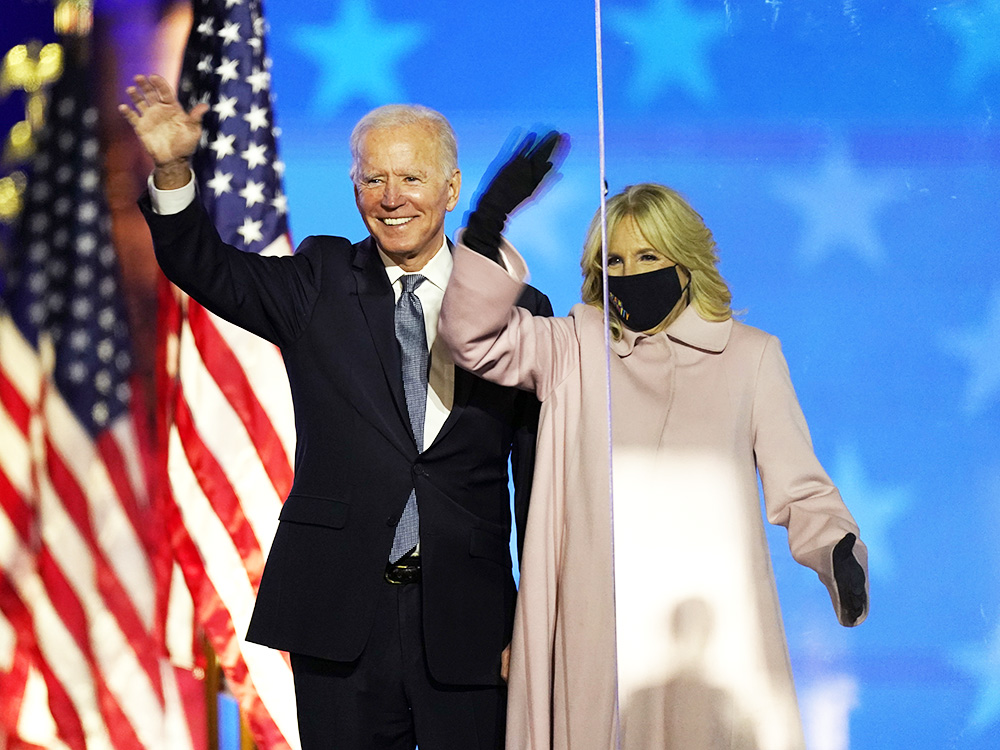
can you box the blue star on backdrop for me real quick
[952,619,1000,734]
[606,0,727,104]
[771,146,901,268]
[934,0,1000,96]
[830,445,911,582]
[290,0,426,115]
[940,289,1000,416]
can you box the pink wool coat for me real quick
[439,242,869,750]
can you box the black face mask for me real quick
[606,266,688,332]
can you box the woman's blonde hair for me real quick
[581,183,732,337]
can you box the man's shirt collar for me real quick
[377,238,452,292]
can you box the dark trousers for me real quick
[290,580,507,750]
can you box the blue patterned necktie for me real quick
[390,274,427,562]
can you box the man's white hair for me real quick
[349,104,458,184]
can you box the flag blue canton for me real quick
[4,56,132,437]
[179,0,288,251]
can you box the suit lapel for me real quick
[352,237,412,446]
[351,236,486,454]
[427,363,471,450]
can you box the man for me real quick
[120,74,553,750]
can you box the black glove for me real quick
[464,130,564,264]
[832,532,867,625]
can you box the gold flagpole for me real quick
[204,637,220,750]
[241,714,257,750]
[203,635,257,750]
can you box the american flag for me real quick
[0,46,194,750]
[163,0,299,747]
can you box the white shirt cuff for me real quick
[148,171,196,215]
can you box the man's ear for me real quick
[446,169,462,211]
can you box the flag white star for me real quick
[206,169,234,196]
[197,54,214,74]
[237,217,264,245]
[239,179,266,208]
[246,66,271,94]
[271,191,288,216]
[197,18,214,36]
[243,104,269,132]
[218,21,242,46]
[209,133,237,159]
[215,57,240,83]
[241,142,269,170]
[213,95,239,122]
[180,0,290,258]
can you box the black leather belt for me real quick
[384,556,421,585]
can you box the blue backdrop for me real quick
[258,2,999,748]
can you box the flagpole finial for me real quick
[0,171,26,225]
[54,0,94,37]
[1,42,64,232]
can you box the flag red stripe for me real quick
[0,471,44,745]
[165,487,292,750]
[36,651,87,750]
[0,468,84,750]
[0,367,31,437]
[96,430,145,540]
[36,549,90,658]
[0,576,32,736]
[97,428,171,652]
[187,302,294,497]
[0,470,33,543]
[42,437,163,693]
[3,373,165,750]
[173,392,265,585]
[35,549,107,749]
[36,546,147,750]
[93,671,145,750]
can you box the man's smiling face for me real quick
[354,122,461,272]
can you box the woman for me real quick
[440,137,868,750]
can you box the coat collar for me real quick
[610,304,733,357]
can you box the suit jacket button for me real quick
[412,465,425,477]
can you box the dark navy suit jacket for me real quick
[141,195,551,686]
